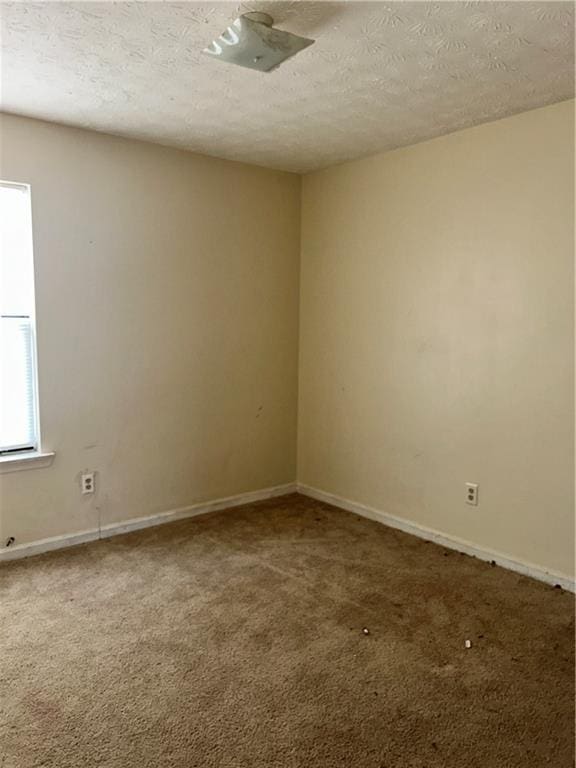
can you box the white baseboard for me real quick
[0,528,102,563]
[4,481,573,593]
[297,483,576,593]
[0,483,297,563]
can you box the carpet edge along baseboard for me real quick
[297,483,575,593]
[0,483,297,563]
[2,481,574,593]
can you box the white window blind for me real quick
[0,181,39,453]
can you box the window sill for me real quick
[0,451,55,474]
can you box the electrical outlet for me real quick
[81,471,95,495]
[465,482,479,506]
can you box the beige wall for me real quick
[1,101,573,580]
[298,100,575,580]
[0,114,301,545]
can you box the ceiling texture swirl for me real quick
[1,1,574,172]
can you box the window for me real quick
[0,181,40,454]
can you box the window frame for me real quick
[0,179,42,456]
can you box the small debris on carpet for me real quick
[362,627,370,635]
[465,640,472,649]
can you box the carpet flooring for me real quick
[1,493,574,768]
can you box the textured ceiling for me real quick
[1,1,574,173]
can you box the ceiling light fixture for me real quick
[202,12,314,73]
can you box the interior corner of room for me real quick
[2,100,573,587]
[0,3,575,766]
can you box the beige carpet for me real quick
[1,493,574,768]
